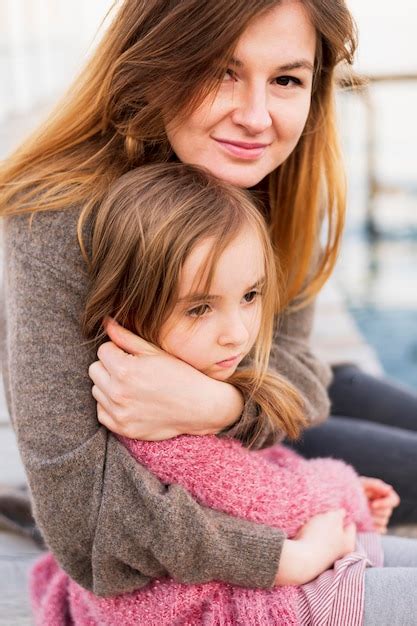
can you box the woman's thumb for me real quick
[103,317,160,356]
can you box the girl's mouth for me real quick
[215,354,242,368]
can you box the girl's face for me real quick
[166,1,316,188]
[159,227,265,381]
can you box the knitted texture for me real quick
[30,436,373,625]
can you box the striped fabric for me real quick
[297,532,383,625]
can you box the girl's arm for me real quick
[2,208,284,596]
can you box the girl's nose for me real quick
[218,313,250,347]
[231,86,272,135]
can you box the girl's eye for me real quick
[223,68,236,82]
[274,75,302,87]
[186,304,211,318]
[243,290,260,304]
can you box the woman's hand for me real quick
[360,476,400,534]
[275,509,356,586]
[88,318,244,440]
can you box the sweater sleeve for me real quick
[2,210,284,597]
[226,299,332,449]
[269,299,333,425]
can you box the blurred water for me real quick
[337,80,417,389]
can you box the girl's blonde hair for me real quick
[0,0,357,308]
[84,163,306,446]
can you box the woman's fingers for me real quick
[96,341,134,376]
[89,359,112,392]
[97,403,116,431]
[103,318,160,356]
[92,385,113,415]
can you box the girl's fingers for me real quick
[371,498,389,509]
[372,510,391,523]
[388,491,401,507]
[371,492,400,510]
[361,476,392,497]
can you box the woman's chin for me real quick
[193,159,271,189]
[211,167,269,189]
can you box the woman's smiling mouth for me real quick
[213,138,270,160]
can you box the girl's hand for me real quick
[360,476,400,534]
[275,509,356,586]
[88,318,243,440]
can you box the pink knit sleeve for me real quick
[119,436,374,536]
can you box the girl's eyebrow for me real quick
[178,277,266,305]
[230,57,314,73]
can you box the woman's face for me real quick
[166,0,316,188]
[159,227,264,381]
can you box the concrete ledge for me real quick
[0,531,43,626]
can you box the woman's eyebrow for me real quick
[230,57,314,73]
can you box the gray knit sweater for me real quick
[1,207,331,597]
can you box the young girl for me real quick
[30,163,384,626]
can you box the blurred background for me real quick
[0,0,416,389]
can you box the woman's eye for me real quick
[274,75,302,87]
[243,290,259,304]
[186,304,211,318]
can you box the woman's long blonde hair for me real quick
[85,163,306,446]
[0,0,356,307]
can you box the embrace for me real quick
[1,1,417,625]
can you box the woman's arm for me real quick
[89,320,244,441]
[89,297,330,445]
[2,208,284,596]
[269,301,333,425]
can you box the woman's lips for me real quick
[213,138,269,160]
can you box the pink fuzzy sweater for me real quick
[30,435,374,625]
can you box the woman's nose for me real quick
[218,313,250,347]
[231,85,272,135]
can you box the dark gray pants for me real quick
[292,364,417,524]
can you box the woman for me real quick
[0,0,411,605]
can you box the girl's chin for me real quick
[206,367,238,382]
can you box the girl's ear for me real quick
[103,317,161,356]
